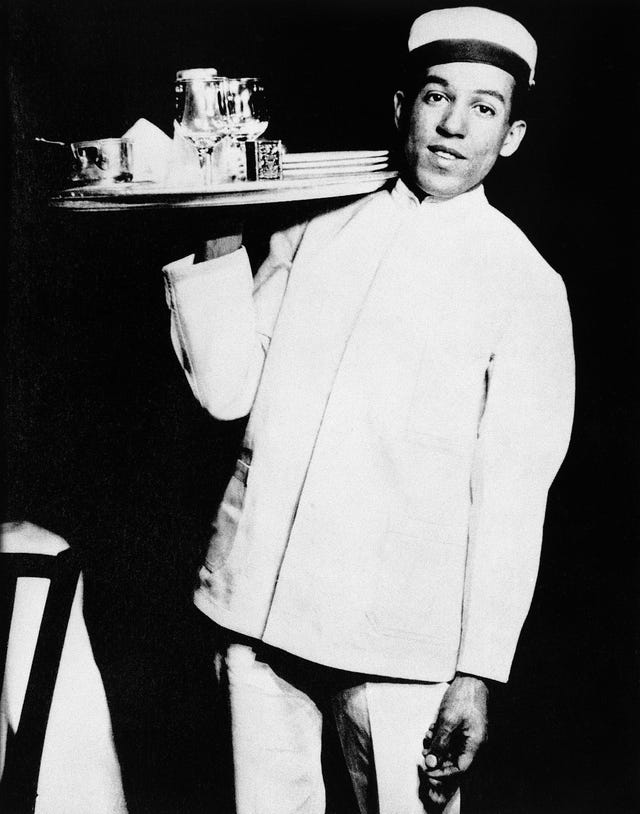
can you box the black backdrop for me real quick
[5,1,640,812]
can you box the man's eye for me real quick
[424,92,447,104]
[474,104,496,117]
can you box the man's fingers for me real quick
[427,786,449,808]
[456,741,481,772]
[424,722,484,774]
[451,724,485,772]
[418,764,459,810]
[424,718,455,768]
[421,761,462,779]
[457,752,474,772]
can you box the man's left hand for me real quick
[419,674,489,809]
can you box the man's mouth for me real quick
[428,145,466,161]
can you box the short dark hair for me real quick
[398,60,530,124]
[508,81,529,123]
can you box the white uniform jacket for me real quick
[164,180,575,683]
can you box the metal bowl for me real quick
[70,138,134,185]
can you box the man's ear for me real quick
[394,91,405,132]
[499,120,527,157]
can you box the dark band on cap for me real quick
[409,38,531,88]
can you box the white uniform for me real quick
[164,179,575,683]
[164,179,574,813]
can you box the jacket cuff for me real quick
[455,654,511,684]
[163,246,248,282]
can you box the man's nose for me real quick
[436,102,468,138]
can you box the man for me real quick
[163,7,574,813]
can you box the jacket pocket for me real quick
[366,519,466,644]
[395,434,473,530]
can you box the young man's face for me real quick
[395,61,527,199]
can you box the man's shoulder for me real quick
[271,188,392,263]
[304,188,393,237]
[481,199,564,293]
[268,188,391,270]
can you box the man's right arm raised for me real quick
[163,221,307,420]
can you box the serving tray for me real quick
[50,171,398,212]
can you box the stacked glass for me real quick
[175,70,269,186]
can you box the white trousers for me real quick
[222,639,461,814]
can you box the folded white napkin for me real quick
[122,118,175,183]
[122,117,243,186]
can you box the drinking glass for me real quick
[225,77,270,141]
[175,70,230,186]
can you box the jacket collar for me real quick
[391,177,488,221]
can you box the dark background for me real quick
[5,0,640,812]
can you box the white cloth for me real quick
[0,522,127,814]
[224,639,459,814]
[164,179,575,683]
[121,118,174,183]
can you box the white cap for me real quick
[408,7,537,86]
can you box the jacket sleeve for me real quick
[163,222,307,420]
[456,271,575,683]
